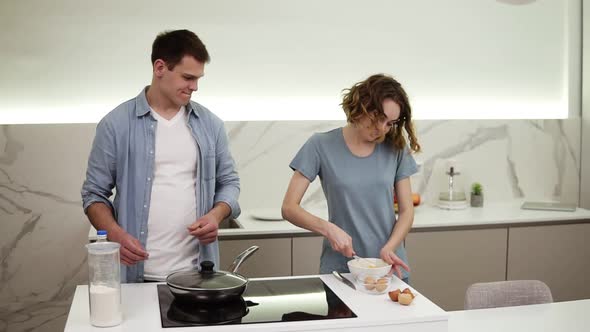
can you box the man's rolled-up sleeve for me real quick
[213,124,240,219]
[81,119,117,214]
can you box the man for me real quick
[81,29,240,282]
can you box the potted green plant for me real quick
[470,182,483,207]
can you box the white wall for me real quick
[0,0,580,123]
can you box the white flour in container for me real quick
[89,284,123,327]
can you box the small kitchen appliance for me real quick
[437,164,468,210]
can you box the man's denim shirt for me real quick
[81,88,241,283]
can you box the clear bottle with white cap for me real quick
[86,230,123,327]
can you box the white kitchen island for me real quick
[64,274,449,332]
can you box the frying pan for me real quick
[166,246,259,303]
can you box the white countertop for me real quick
[221,200,590,237]
[87,200,590,240]
[64,274,448,332]
[448,299,590,332]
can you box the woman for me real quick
[281,74,421,282]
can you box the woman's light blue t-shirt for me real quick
[289,127,418,279]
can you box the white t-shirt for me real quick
[144,106,200,280]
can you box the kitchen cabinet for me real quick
[219,238,291,277]
[507,223,590,301]
[292,236,324,276]
[405,229,508,311]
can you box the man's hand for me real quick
[110,231,149,266]
[325,223,355,257]
[380,246,410,279]
[188,214,220,244]
[86,203,148,266]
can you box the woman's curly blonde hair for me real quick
[340,74,421,153]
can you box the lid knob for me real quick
[200,261,215,274]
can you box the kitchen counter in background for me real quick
[219,200,590,239]
[86,200,590,241]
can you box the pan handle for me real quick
[228,245,260,273]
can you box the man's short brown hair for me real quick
[151,29,210,69]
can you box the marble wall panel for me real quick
[0,118,581,331]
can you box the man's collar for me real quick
[186,101,200,118]
[135,86,200,118]
[135,86,151,117]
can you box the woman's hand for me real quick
[326,223,355,257]
[380,246,410,279]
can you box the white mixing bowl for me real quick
[347,258,392,279]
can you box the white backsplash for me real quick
[0,118,581,331]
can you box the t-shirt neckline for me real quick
[339,127,378,159]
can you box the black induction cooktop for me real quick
[157,277,357,327]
